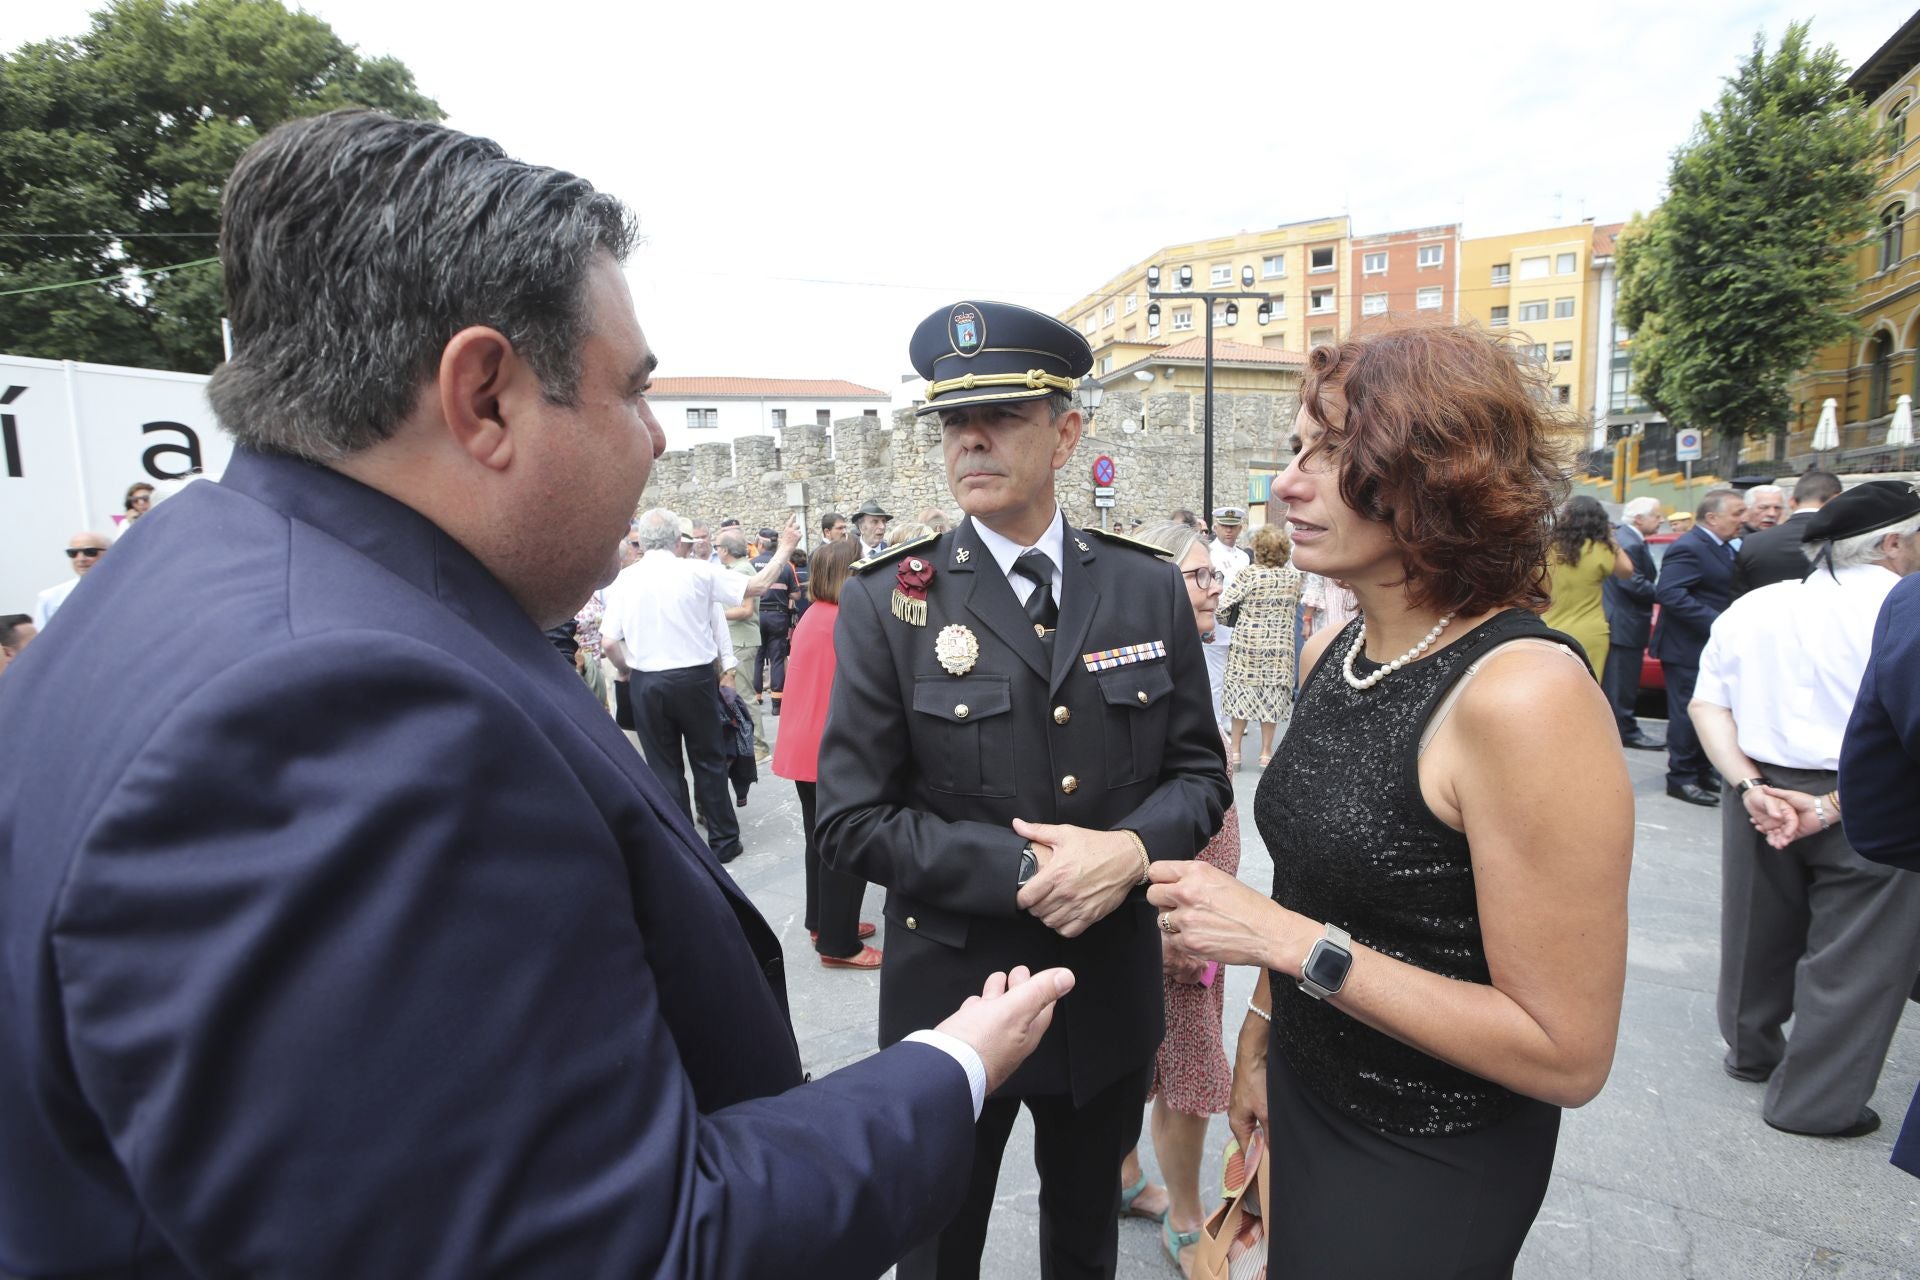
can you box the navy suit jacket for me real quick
[1603,522,1659,647]
[1649,526,1735,668]
[0,449,970,1279]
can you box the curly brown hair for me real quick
[1296,324,1575,617]
[1249,522,1292,567]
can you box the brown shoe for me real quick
[819,945,883,970]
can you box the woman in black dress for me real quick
[1148,324,1633,1278]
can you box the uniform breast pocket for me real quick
[1097,662,1175,788]
[912,675,1015,797]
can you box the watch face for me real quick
[1304,939,1353,992]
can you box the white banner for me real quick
[2,355,232,616]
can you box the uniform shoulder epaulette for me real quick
[852,532,941,573]
[1086,526,1173,558]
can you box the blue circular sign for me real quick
[1092,455,1116,486]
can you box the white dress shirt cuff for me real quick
[903,1028,988,1119]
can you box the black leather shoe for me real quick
[1765,1108,1879,1139]
[1621,732,1666,751]
[1701,776,1723,794]
[1667,783,1720,806]
[1723,1060,1774,1083]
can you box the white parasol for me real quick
[1811,398,1840,452]
[1887,393,1914,448]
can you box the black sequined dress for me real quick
[1252,608,1580,1278]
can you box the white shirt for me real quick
[1695,564,1900,769]
[972,509,1065,608]
[32,576,80,628]
[1209,537,1249,589]
[601,551,748,672]
[903,1029,987,1119]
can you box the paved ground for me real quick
[726,709,1920,1278]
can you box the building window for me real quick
[1125,294,1137,314]
[1870,330,1894,417]
[1266,297,1287,319]
[1362,251,1388,275]
[1519,300,1549,322]
[1084,315,1096,334]
[1309,287,1335,314]
[1553,385,1571,404]
[1100,355,1115,374]
[1362,292,1388,316]
[1309,326,1335,348]
[1552,341,1573,362]
[1210,264,1233,286]
[1309,246,1336,273]
[1891,97,1910,150]
[1416,286,1443,310]
[1490,305,1509,327]
[1103,303,1115,324]
[1148,316,1160,336]
[1172,307,1194,331]
[1519,256,1548,280]
[1261,254,1286,278]
[1554,297,1575,318]
[1879,203,1905,273]
[817,409,831,426]
[862,409,878,418]
[1528,343,1548,364]
[1417,244,1444,268]
[1491,263,1510,284]
[1123,325,1137,340]
[1213,304,1232,325]
[687,408,718,430]
[770,409,786,430]
[1555,252,1577,274]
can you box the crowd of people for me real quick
[0,109,1914,1280]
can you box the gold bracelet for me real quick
[1125,830,1151,885]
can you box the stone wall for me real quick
[638,390,1299,536]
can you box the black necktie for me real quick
[1012,549,1059,639]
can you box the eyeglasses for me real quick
[1181,566,1221,589]
[66,547,107,558]
[627,540,642,549]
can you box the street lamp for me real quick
[1146,265,1273,519]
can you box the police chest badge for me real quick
[893,556,934,626]
[935,624,980,676]
[948,304,985,358]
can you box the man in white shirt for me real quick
[32,532,111,628]
[604,506,799,862]
[1691,480,1920,1139]
[1203,507,1249,739]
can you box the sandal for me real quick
[1163,1217,1202,1273]
[1119,1172,1166,1221]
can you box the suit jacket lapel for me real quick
[1050,528,1100,695]
[956,519,1050,680]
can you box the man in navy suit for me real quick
[0,110,1074,1280]
[1651,488,1747,805]
[1602,496,1665,750]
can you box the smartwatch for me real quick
[1297,922,1354,1001]
[1016,844,1039,888]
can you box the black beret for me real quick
[1799,480,1920,543]
[910,300,1093,416]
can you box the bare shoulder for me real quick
[1454,640,1613,751]
[1299,625,1342,681]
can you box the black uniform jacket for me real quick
[1731,510,1817,598]
[817,516,1230,1105]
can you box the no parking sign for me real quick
[1675,428,1702,462]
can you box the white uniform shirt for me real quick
[601,550,748,672]
[1695,564,1900,769]
[32,577,79,628]
[1209,538,1250,593]
[972,509,1065,608]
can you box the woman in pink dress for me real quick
[1117,519,1242,1275]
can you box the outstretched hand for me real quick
[934,965,1076,1093]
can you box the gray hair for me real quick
[1697,489,1741,520]
[1747,484,1785,505]
[717,532,747,558]
[1622,496,1662,521]
[634,508,680,552]
[1133,520,1205,564]
[1823,516,1920,571]
[208,110,636,463]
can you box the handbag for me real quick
[1193,1130,1270,1280]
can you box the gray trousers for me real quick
[1718,762,1920,1131]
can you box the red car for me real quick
[1639,532,1679,694]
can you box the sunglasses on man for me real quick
[66,547,107,558]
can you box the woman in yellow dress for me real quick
[1542,495,1634,680]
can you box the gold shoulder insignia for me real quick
[1086,527,1173,558]
[852,532,942,573]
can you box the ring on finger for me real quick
[1158,912,1180,935]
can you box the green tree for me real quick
[1615,22,1880,475]
[0,0,441,372]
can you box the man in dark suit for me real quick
[1603,496,1665,749]
[818,301,1231,1280]
[1651,487,1747,805]
[1732,469,1842,597]
[0,111,1074,1280]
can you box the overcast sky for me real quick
[11,1,1902,391]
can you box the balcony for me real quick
[1783,411,1917,473]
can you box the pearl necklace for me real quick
[1342,614,1453,691]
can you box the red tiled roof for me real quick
[648,377,889,399]
[1148,337,1308,366]
[1591,222,1626,257]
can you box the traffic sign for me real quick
[1093,485,1115,499]
[1092,455,1116,486]
[1675,428,1702,462]
[1093,496,1116,508]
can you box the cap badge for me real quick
[935,624,981,676]
[948,303,985,359]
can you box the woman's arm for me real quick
[1228,968,1272,1150]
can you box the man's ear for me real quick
[436,326,523,471]
[1051,405,1084,470]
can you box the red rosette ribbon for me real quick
[896,556,935,600]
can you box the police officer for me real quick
[817,300,1230,1279]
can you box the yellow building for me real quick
[1785,12,1919,461]
[1058,217,1354,369]
[1458,223,1607,423]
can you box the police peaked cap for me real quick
[1798,480,1920,543]
[911,300,1094,416]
